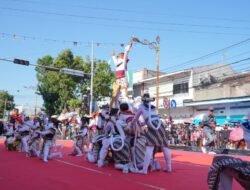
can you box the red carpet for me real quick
[0,140,249,190]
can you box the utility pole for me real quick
[35,93,38,116]
[156,41,160,113]
[89,40,94,115]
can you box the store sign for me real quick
[170,99,177,108]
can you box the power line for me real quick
[165,49,250,73]
[148,58,250,87]
[0,32,126,47]
[1,57,250,98]
[160,38,250,72]
[7,0,250,24]
[1,6,250,31]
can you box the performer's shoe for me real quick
[26,152,31,158]
[97,160,104,167]
[76,153,83,157]
[122,165,129,174]
[137,169,148,175]
[43,159,48,163]
[208,151,216,155]
[128,164,138,173]
[150,160,161,171]
[163,168,172,173]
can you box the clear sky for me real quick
[1,0,250,108]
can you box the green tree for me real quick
[36,49,114,116]
[0,90,14,118]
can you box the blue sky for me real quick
[1,0,250,108]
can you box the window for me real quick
[173,83,189,94]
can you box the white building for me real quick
[131,64,250,124]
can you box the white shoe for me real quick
[137,169,147,175]
[201,147,207,154]
[97,160,104,167]
[129,164,138,173]
[208,151,216,155]
[150,160,161,171]
[76,153,83,157]
[122,165,129,174]
[163,168,172,173]
[43,159,48,163]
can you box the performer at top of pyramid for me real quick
[110,42,132,109]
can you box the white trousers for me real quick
[43,140,62,162]
[140,146,172,174]
[21,136,29,153]
[97,138,110,166]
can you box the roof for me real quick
[133,69,192,85]
[184,96,250,106]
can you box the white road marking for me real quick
[55,159,112,176]
[55,159,166,190]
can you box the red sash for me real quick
[116,70,125,79]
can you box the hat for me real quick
[208,107,214,111]
[142,93,155,102]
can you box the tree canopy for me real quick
[36,49,114,116]
[0,90,14,118]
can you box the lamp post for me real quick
[132,36,160,112]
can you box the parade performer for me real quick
[241,115,250,149]
[110,43,132,109]
[4,123,16,151]
[114,102,146,173]
[86,108,109,163]
[131,93,172,174]
[17,117,33,157]
[70,127,88,157]
[38,123,62,163]
[200,107,216,154]
[97,108,119,167]
[27,122,41,157]
[208,156,250,190]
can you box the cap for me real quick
[209,107,214,111]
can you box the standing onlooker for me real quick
[201,107,216,154]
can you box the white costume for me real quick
[39,124,62,162]
[131,95,172,174]
[71,128,88,157]
[28,123,41,157]
[18,121,32,156]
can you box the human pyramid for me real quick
[3,38,172,174]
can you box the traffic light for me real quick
[13,59,29,66]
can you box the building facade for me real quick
[131,64,250,125]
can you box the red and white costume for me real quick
[112,45,132,89]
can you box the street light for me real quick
[132,36,160,112]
